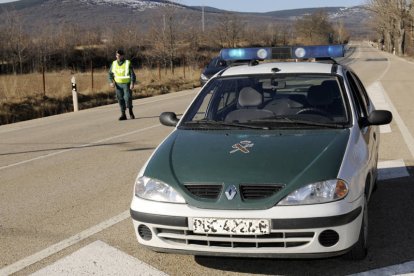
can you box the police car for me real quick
[200,56,227,86]
[130,45,392,260]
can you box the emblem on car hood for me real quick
[225,185,237,200]
[230,140,254,154]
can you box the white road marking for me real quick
[378,159,409,180]
[0,211,130,276]
[133,89,197,106]
[0,124,160,171]
[366,82,392,134]
[30,240,167,276]
[350,260,414,276]
[368,82,414,159]
[379,125,392,134]
[0,89,195,135]
[366,82,391,111]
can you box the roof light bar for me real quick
[292,45,345,59]
[220,47,272,61]
[219,45,345,61]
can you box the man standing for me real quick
[109,49,136,120]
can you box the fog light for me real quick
[138,225,152,241]
[318,230,339,247]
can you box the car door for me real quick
[346,70,378,196]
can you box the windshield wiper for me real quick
[251,117,347,129]
[180,120,269,130]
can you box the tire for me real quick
[344,197,368,260]
[372,153,379,195]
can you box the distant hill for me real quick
[264,7,344,18]
[0,0,373,37]
[263,6,372,37]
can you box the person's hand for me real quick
[110,83,115,88]
[130,83,135,90]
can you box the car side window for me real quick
[192,90,213,121]
[214,80,237,120]
[346,71,368,118]
[351,73,371,110]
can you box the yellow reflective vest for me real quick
[112,60,131,84]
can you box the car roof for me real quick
[220,61,339,77]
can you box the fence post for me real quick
[71,76,79,112]
[158,62,161,81]
[90,60,94,93]
[183,60,186,79]
[42,63,46,97]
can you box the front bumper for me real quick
[130,196,364,258]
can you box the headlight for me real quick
[135,176,186,203]
[200,74,209,81]
[277,179,348,205]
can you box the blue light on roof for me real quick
[220,47,272,60]
[292,45,345,59]
[220,45,345,61]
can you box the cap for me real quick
[116,49,125,56]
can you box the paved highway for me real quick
[1,42,414,275]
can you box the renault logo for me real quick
[225,185,237,200]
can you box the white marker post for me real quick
[71,76,79,112]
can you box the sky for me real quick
[0,0,366,13]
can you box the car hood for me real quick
[143,129,350,209]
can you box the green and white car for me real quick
[130,45,392,260]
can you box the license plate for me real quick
[192,218,270,235]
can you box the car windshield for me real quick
[180,74,349,130]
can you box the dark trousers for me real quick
[115,83,133,113]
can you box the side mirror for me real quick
[364,110,392,126]
[159,112,179,127]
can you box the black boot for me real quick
[129,109,135,119]
[119,112,127,121]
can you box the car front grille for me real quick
[184,184,284,200]
[156,228,314,249]
[240,184,284,200]
[184,184,222,199]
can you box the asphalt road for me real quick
[1,42,414,276]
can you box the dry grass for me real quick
[0,66,200,102]
[0,66,201,125]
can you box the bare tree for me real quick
[367,0,411,55]
[181,25,204,69]
[147,3,187,74]
[333,20,350,44]
[32,27,53,72]
[244,22,283,46]
[2,10,29,74]
[294,11,334,45]
[55,23,78,69]
[214,13,246,48]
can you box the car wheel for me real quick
[372,153,379,194]
[372,175,378,194]
[344,197,368,260]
